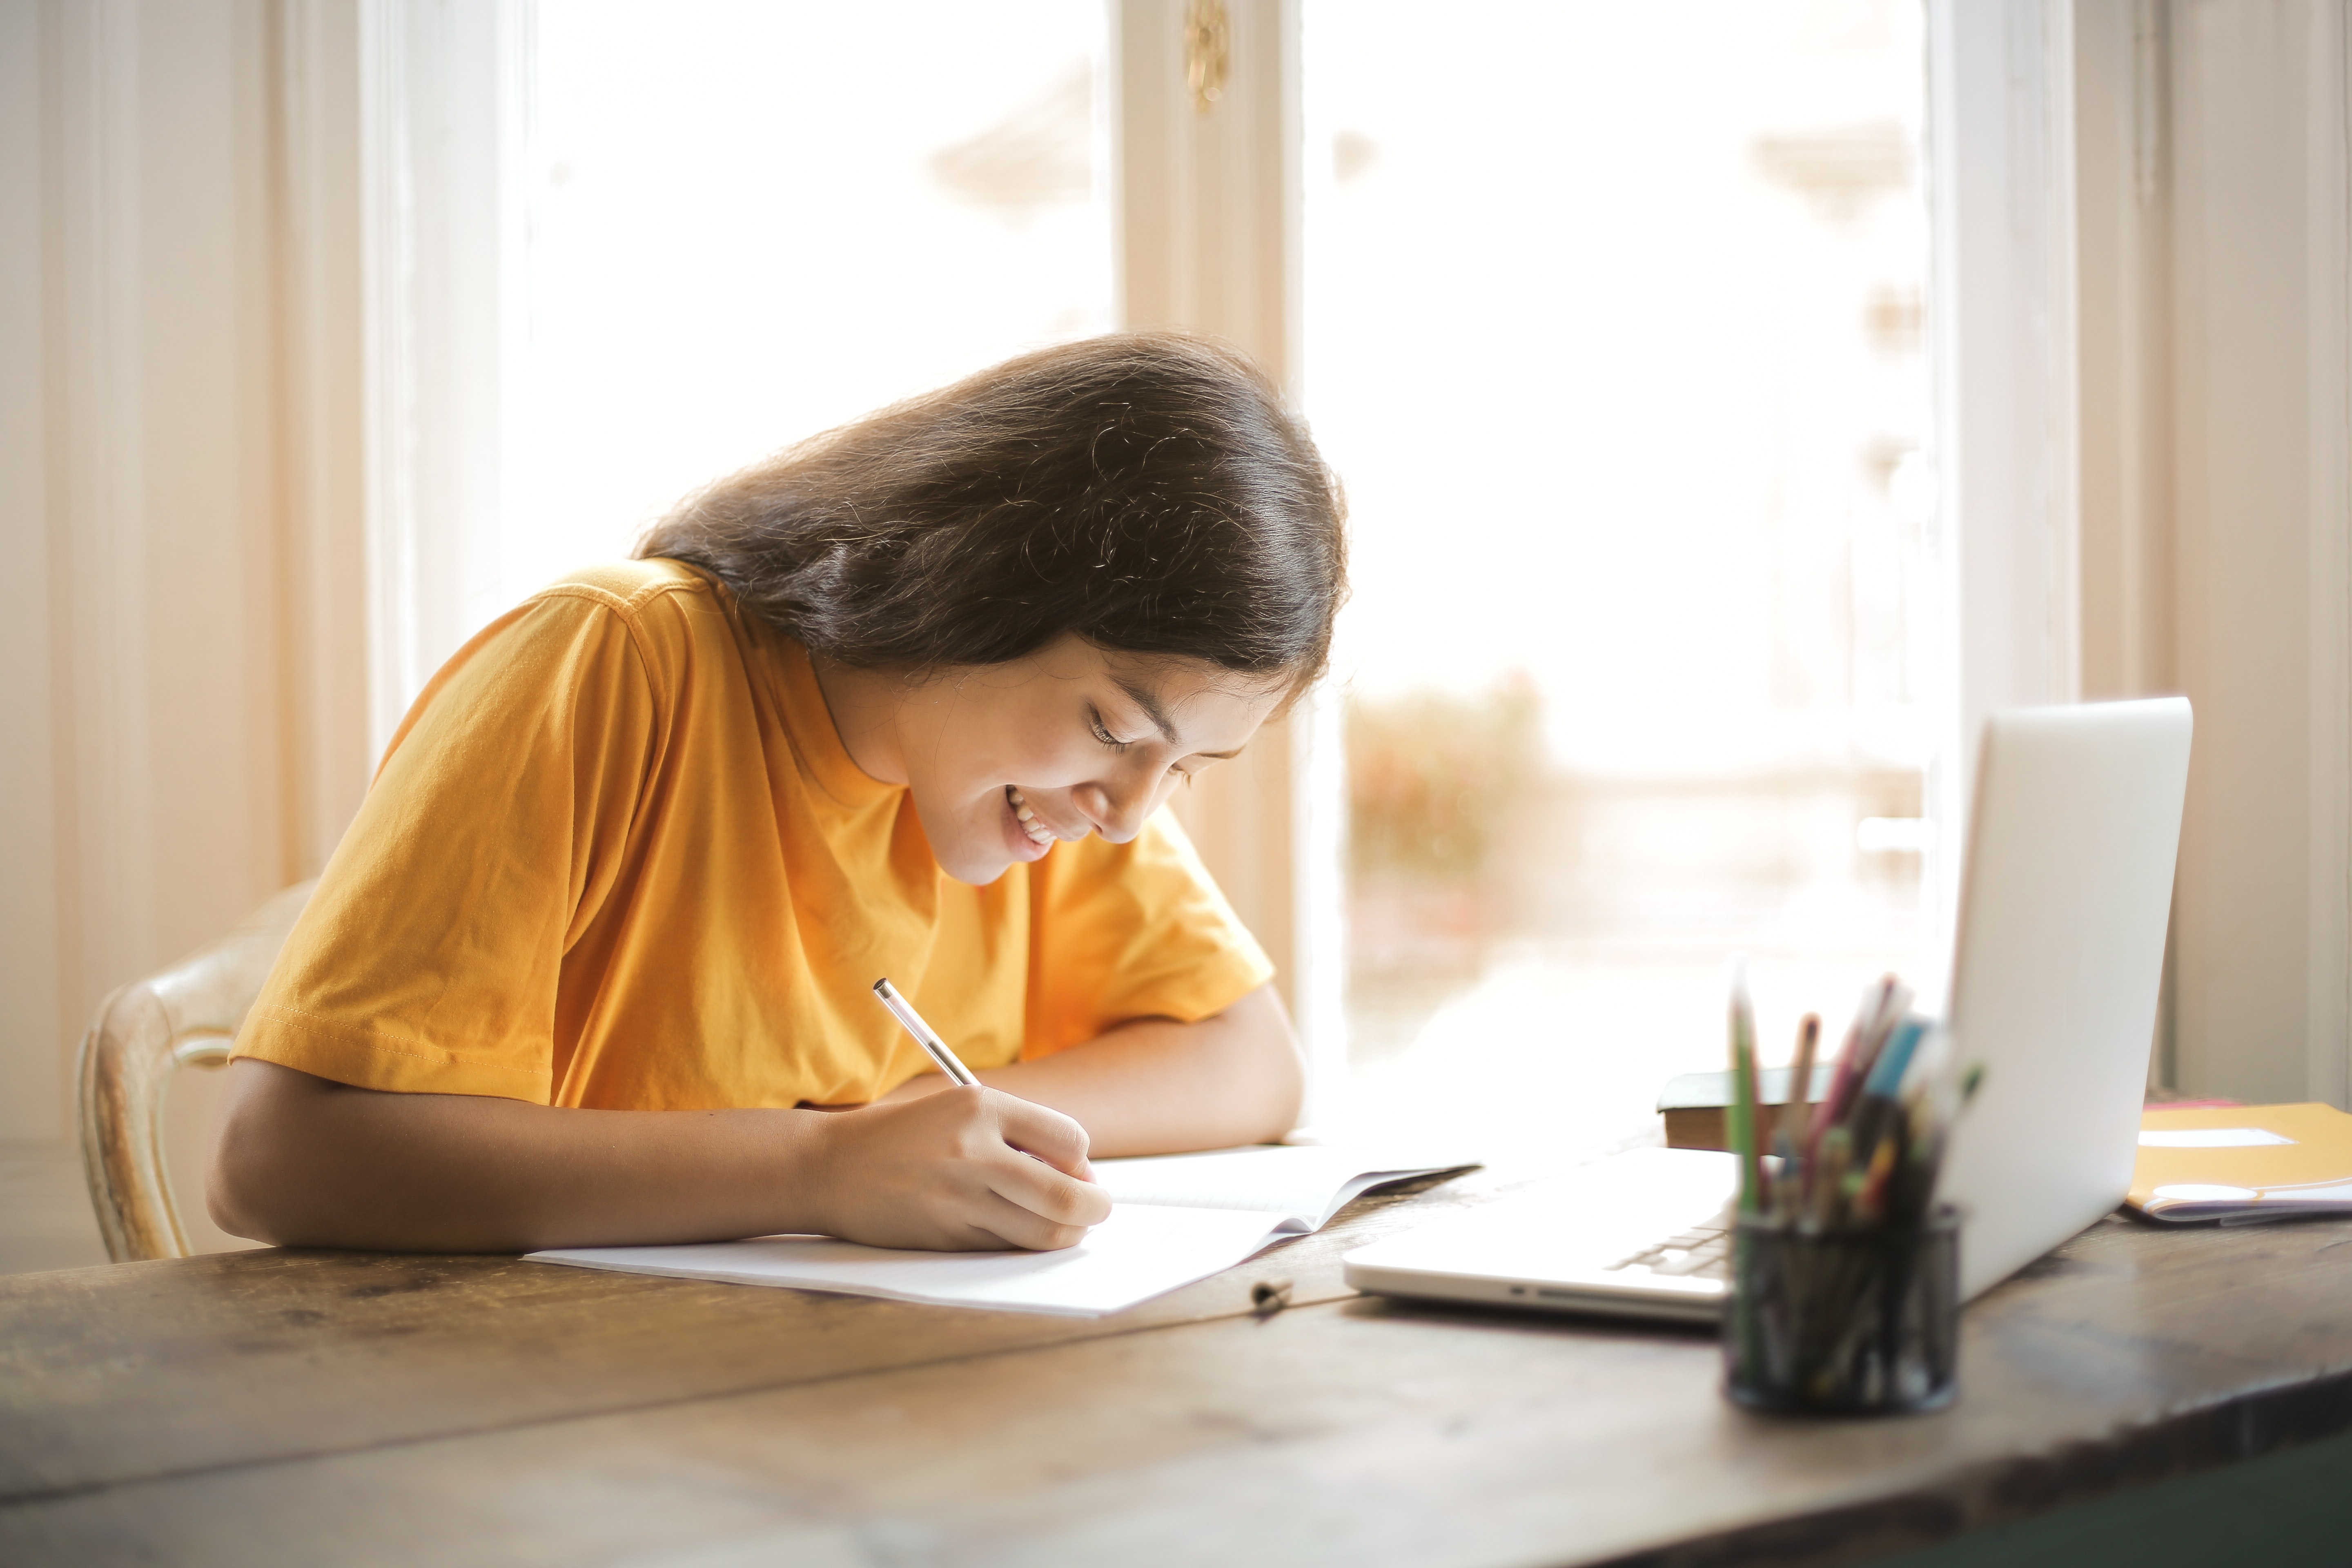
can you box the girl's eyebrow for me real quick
[1111,676,1243,760]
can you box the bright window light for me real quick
[1305,0,1934,1160]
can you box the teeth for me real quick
[1007,786,1054,847]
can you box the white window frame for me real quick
[1922,0,2085,988]
[1932,0,2352,1105]
[2069,0,2352,1105]
[1113,0,1345,1111]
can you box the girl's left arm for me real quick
[878,983,1305,1158]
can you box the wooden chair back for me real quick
[76,880,316,1261]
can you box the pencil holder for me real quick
[1722,1205,1959,1416]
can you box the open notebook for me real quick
[527,1145,1473,1317]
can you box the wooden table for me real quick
[6,1174,2352,1568]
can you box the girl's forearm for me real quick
[212,1058,1108,1255]
[208,1058,834,1252]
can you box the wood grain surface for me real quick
[4,1181,2351,1568]
[0,1173,1472,1501]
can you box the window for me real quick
[505,0,1115,606]
[1303,2,1933,1155]
[398,3,2235,1133]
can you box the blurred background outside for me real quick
[504,0,1116,612]
[515,0,1934,1166]
[1306,2,1933,1160]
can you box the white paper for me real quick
[2138,1127,2296,1148]
[530,1204,1294,1316]
[2146,1176,2352,1223]
[1091,1144,1464,1228]
[526,1144,1474,1316]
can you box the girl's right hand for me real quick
[804,1087,1111,1252]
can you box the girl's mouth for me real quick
[1005,785,1055,851]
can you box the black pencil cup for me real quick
[1722,1205,1960,1416]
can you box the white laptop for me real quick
[1343,697,2195,1321]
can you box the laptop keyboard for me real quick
[1604,1216,1733,1280]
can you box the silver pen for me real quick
[871,978,981,1087]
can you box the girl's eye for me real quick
[1089,711,1131,753]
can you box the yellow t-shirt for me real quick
[233,559,1272,1109]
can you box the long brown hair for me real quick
[635,332,1346,699]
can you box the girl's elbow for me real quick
[206,1128,302,1246]
[205,1151,272,1244]
[1248,1025,1309,1142]
[205,1065,328,1246]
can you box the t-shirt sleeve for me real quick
[1021,810,1276,1059]
[233,588,662,1101]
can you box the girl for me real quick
[209,332,1346,1256]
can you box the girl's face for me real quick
[821,636,1286,886]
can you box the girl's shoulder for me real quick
[528,557,715,623]
[517,558,749,674]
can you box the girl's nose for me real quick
[1071,777,1151,844]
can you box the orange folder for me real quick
[2129,1102,2352,1223]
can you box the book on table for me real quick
[527,1143,1477,1317]
[1656,1065,1836,1152]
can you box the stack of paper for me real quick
[527,1144,1474,1316]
